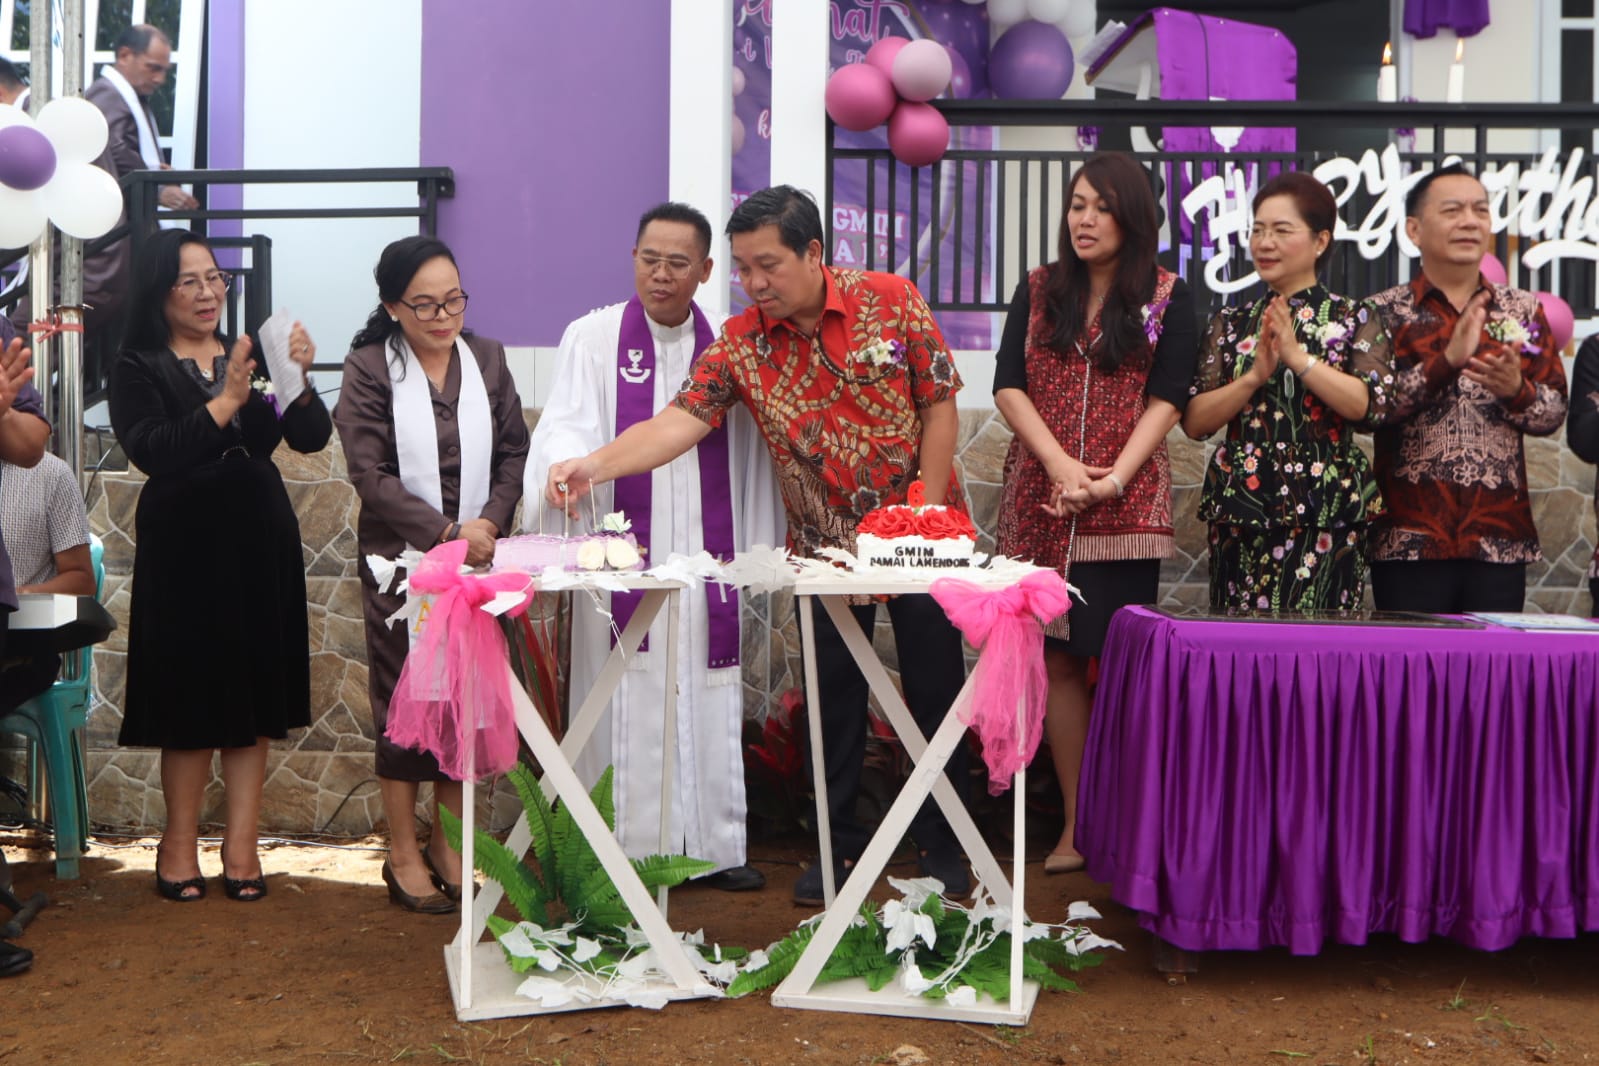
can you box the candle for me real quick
[1378,41,1397,103]
[1446,39,1465,103]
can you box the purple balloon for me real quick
[0,124,58,192]
[919,1,991,98]
[990,20,1075,100]
[945,47,975,99]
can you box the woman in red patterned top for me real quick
[992,152,1198,875]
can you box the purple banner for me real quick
[732,1,994,349]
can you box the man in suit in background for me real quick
[68,24,196,388]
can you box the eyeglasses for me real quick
[636,252,701,278]
[171,270,231,298]
[398,293,469,321]
[1249,225,1310,241]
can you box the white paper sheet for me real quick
[256,309,307,409]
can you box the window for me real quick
[0,0,202,167]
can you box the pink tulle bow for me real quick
[929,570,1070,795]
[385,539,535,780]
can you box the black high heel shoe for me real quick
[155,871,207,902]
[221,873,268,902]
[382,860,454,914]
[422,848,463,903]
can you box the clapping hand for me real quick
[0,338,36,412]
[1445,290,1491,368]
[1464,344,1524,400]
[1247,301,1287,386]
[220,335,256,411]
[1260,296,1312,376]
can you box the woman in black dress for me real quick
[110,231,330,901]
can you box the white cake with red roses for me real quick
[853,481,976,571]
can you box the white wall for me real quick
[241,0,422,385]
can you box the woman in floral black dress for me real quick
[1183,172,1397,611]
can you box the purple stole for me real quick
[612,296,740,669]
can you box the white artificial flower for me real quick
[598,511,633,534]
[1063,930,1125,956]
[900,958,933,994]
[1065,900,1103,922]
[882,898,938,953]
[515,974,585,1008]
[498,925,539,958]
[945,986,979,1007]
[886,875,945,907]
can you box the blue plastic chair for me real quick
[0,536,104,880]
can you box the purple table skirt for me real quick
[1077,606,1599,954]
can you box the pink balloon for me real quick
[731,113,746,155]
[891,38,954,102]
[1537,291,1575,351]
[1480,252,1508,285]
[732,65,747,97]
[888,101,950,167]
[865,36,910,79]
[825,63,898,132]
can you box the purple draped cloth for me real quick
[1077,606,1599,955]
[1404,0,1490,39]
[1089,8,1297,246]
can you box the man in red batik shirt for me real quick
[1368,164,1568,612]
[547,185,972,906]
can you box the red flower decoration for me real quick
[858,507,919,538]
[907,480,926,507]
[916,508,977,540]
[1245,474,1261,491]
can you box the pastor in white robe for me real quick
[524,301,783,872]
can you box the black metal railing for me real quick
[826,100,1599,322]
[0,166,454,406]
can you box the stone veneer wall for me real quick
[74,409,1597,834]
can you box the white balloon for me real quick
[0,105,34,131]
[36,97,108,165]
[987,0,1030,28]
[1062,0,1098,39]
[41,162,123,239]
[961,0,987,5]
[0,184,47,249]
[1028,0,1073,22]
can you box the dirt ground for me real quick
[2,827,1596,1066]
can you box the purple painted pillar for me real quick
[205,0,246,267]
[420,2,671,347]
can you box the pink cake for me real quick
[492,532,642,573]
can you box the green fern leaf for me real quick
[865,961,899,991]
[630,854,718,890]
[1022,952,1079,992]
[438,805,549,925]
[589,765,617,833]
[571,896,633,932]
[554,801,600,908]
[506,763,556,892]
[727,923,820,997]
